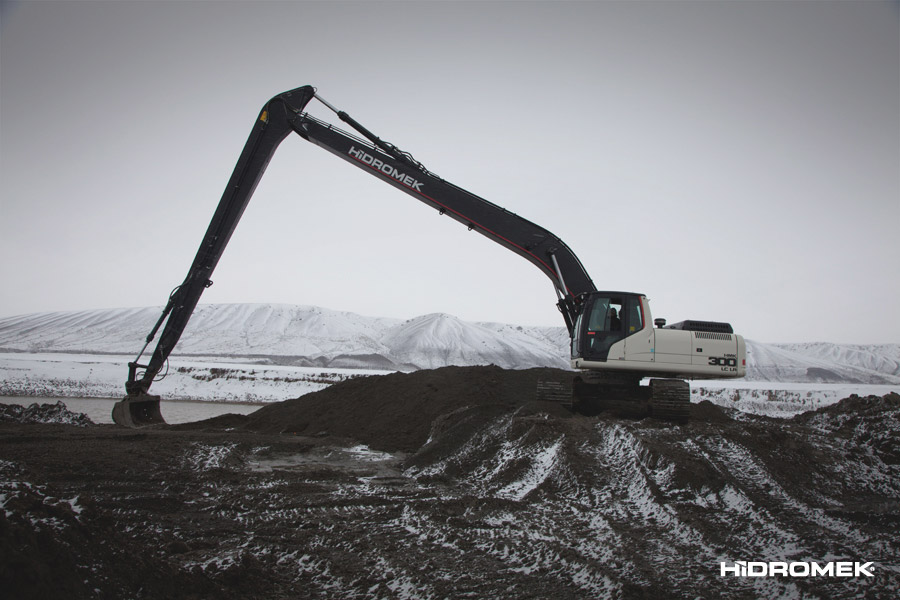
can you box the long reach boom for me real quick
[115,85,599,426]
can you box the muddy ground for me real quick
[1,366,898,599]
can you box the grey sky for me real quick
[1,0,898,344]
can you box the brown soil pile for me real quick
[0,400,93,426]
[232,365,574,452]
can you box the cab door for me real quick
[622,295,654,362]
[579,294,627,361]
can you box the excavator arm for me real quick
[122,87,315,399]
[116,85,595,426]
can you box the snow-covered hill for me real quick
[1,303,898,384]
[381,313,569,370]
[746,340,900,384]
[0,304,568,371]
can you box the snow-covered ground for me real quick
[1,303,897,415]
[689,380,898,418]
[0,352,389,403]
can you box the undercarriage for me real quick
[539,371,691,423]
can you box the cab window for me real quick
[625,298,644,334]
[583,296,625,359]
[588,297,624,334]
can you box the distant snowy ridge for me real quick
[0,303,898,384]
[745,341,900,385]
[0,304,569,371]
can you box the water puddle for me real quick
[247,444,405,479]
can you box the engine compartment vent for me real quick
[664,320,734,334]
[693,331,733,341]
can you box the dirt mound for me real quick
[801,391,900,417]
[238,365,573,452]
[0,400,93,426]
[689,399,734,422]
[792,391,900,467]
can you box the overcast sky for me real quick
[1,0,898,344]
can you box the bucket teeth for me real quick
[112,394,166,427]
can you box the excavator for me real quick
[112,85,745,427]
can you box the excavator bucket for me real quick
[111,394,166,427]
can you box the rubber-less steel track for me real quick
[648,378,691,423]
[566,373,691,423]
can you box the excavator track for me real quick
[647,378,691,423]
[571,371,648,419]
[567,372,691,423]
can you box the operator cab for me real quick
[571,292,645,361]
